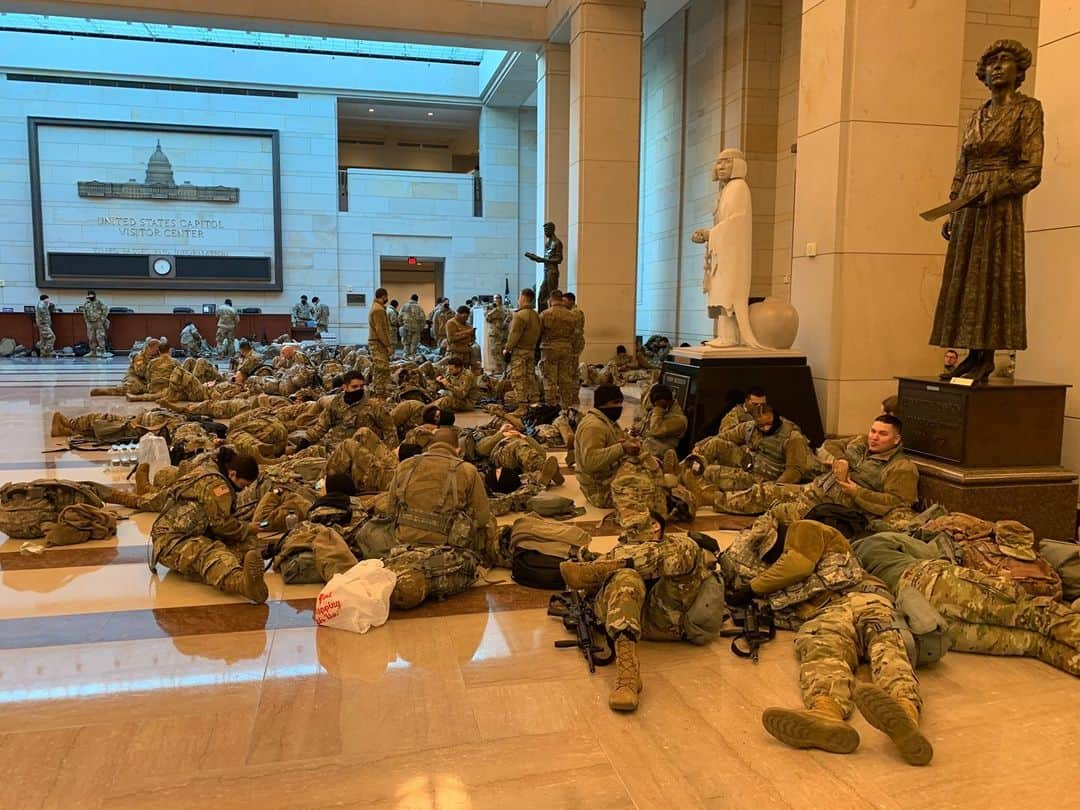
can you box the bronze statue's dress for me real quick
[930,93,1043,350]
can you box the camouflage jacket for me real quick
[82,298,108,325]
[719,403,755,433]
[634,400,688,456]
[815,435,919,517]
[150,470,250,545]
[505,305,540,353]
[369,300,393,350]
[401,301,426,330]
[305,392,395,447]
[292,302,315,324]
[445,317,475,355]
[216,305,239,329]
[575,408,628,492]
[485,305,509,343]
[567,305,585,356]
[35,300,52,329]
[539,303,576,351]
[719,418,814,484]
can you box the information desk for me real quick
[0,312,292,353]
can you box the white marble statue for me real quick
[691,148,761,348]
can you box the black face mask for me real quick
[599,406,623,423]
[343,389,364,405]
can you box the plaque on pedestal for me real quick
[661,346,824,454]
[896,377,1069,467]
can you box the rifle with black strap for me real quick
[547,590,614,672]
[721,599,776,663]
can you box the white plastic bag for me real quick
[137,433,172,482]
[314,559,398,634]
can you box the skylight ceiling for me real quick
[0,12,501,65]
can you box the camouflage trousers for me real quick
[490,436,546,477]
[433,393,472,413]
[37,325,55,357]
[182,357,222,383]
[595,534,712,641]
[693,436,744,467]
[86,322,107,355]
[715,481,827,523]
[68,413,139,442]
[489,481,543,516]
[402,328,422,359]
[230,421,288,458]
[181,397,251,419]
[152,532,254,589]
[539,348,579,409]
[166,368,209,403]
[581,455,667,541]
[900,559,1080,676]
[491,340,507,374]
[370,344,392,398]
[215,326,236,357]
[794,590,921,720]
[505,349,540,407]
[383,545,481,609]
[325,429,398,492]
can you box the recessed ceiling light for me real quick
[367,107,375,112]
[427,112,434,117]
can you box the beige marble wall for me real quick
[1022,2,1080,475]
[790,0,966,435]
[536,43,570,260]
[566,0,645,361]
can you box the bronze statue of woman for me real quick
[930,39,1043,382]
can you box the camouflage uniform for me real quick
[538,301,579,408]
[695,417,815,491]
[304,391,395,448]
[595,533,719,640]
[179,324,207,357]
[291,300,315,326]
[149,470,256,589]
[228,409,289,458]
[724,520,920,720]
[215,304,239,357]
[163,366,209,403]
[717,435,918,526]
[504,302,541,407]
[235,350,264,380]
[432,306,453,347]
[385,303,400,349]
[445,316,476,364]
[634,397,688,458]
[486,303,509,374]
[719,402,755,433]
[400,300,426,358]
[314,302,331,333]
[82,297,109,357]
[575,407,666,540]
[567,304,585,404]
[477,430,548,478]
[35,300,55,357]
[368,299,393,398]
[382,442,498,608]
[434,367,478,413]
[127,355,181,400]
[325,427,399,492]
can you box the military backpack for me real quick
[0,480,105,539]
[509,516,590,589]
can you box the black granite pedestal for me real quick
[661,347,824,455]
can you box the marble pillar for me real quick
[789,0,965,435]
[536,43,571,291]
[567,0,644,362]
[1021,3,1080,474]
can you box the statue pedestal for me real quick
[661,346,824,454]
[896,377,1068,466]
[472,306,494,372]
[897,377,1077,539]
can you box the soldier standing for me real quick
[564,291,585,403]
[485,294,509,374]
[524,221,564,312]
[216,298,239,358]
[386,298,402,353]
[82,290,110,358]
[291,295,315,327]
[368,288,393,398]
[149,450,267,603]
[312,296,330,334]
[432,300,454,351]
[538,290,579,410]
[35,293,55,358]
[445,306,476,365]
[400,294,426,359]
[503,287,541,410]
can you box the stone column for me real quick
[536,42,570,259]
[1022,5,1080,471]
[789,0,965,434]
[567,0,644,361]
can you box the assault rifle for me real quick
[548,590,614,672]
[722,599,776,663]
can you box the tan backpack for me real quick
[0,480,105,539]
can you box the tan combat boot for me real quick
[220,549,269,604]
[50,412,72,437]
[609,634,642,712]
[102,488,140,509]
[761,697,860,754]
[559,558,626,593]
[134,463,151,496]
[853,682,933,766]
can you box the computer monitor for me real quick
[202,303,217,315]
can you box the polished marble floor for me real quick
[0,359,1078,810]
